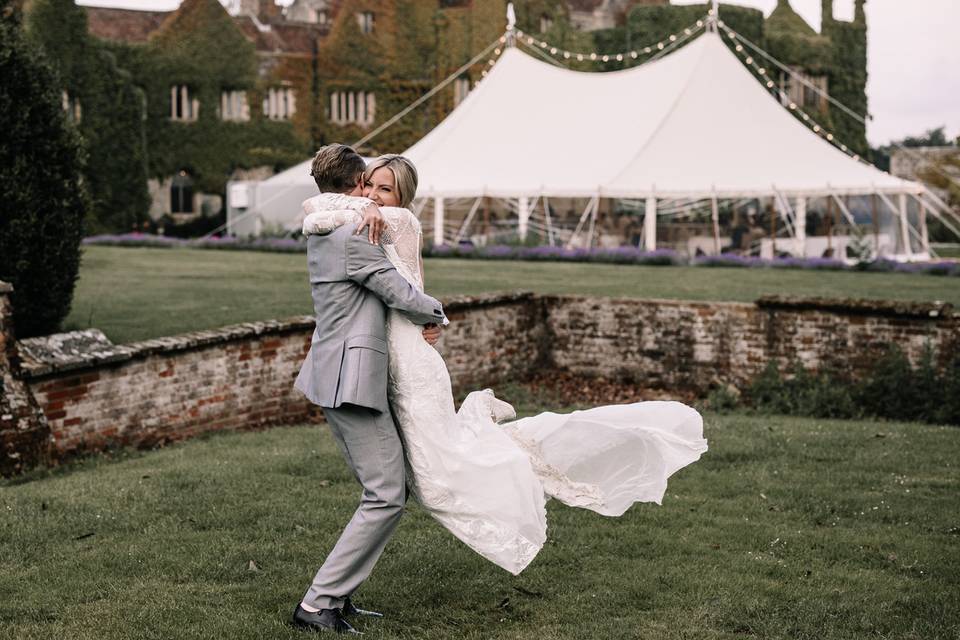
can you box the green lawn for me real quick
[2,396,957,639]
[66,246,960,344]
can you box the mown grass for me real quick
[2,394,957,639]
[66,246,960,344]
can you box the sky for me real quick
[76,0,960,147]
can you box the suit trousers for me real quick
[302,403,406,610]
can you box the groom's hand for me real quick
[356,202,385,245]
[422,323,442,346]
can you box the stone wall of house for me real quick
[4,288,957,475]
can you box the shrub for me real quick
[0,4,88,338]
[746,347,959,426]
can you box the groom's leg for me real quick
[303,404,406,610]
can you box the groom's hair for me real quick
[309,144,366,193]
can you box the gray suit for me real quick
[294,224,445,611]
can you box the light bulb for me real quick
[669,34,677,42]
[590,53,597,60]
[494,48,501,55]
[630,51,638,58]
[577,53,584,61]
[551,47,557,54]
[616,53,623,61]
[602,54,609,62]
[564,51,571,59]
[657,42,664,50]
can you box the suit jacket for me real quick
[294,224,446,412]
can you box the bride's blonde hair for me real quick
[364,154,418,208]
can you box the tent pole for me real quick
[433,197,445,247]
[566,197,595,248]
[543,196,556,246]
[644,195,657,251]
[518,196,530,242]
[898,192,913,259]
[870,194,880,255]
[912,192,960,239]
[587,198,599,249]
[877,192,920,261]
[710,194,721,255]
[919,198,930,255]
[829,194,861,236]
[794,196,807,258]
[454,196,484,244]
[825,196,834,254]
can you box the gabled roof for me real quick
[85,7,170,43]
[766,0,817,37]
[82,2,325,55]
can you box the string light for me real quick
[721,26,869,165]
[513,18,705,68]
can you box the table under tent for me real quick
[226,13,958,263]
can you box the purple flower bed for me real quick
[83,233,307,253]
[422,243,682,265]
[82,233,185,248]
[694,254,848,270]
[82,234,959,276]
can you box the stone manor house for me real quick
[27,0,867,228]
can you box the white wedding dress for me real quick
[302,194,708,575]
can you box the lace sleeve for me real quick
[300,193,374,236]
[302,209,362,235]
[379,207,424,290]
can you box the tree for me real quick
[0,0,88,338]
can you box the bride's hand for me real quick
[422,323,442,346]
[355,202,385,245]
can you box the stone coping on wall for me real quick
[756,295,954,319]
[16,292,539,380]
[15,291,956,380]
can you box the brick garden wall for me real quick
[545,295,959,392]
[13,292,543,465]
[2,282,957,475]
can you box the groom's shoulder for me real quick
[307,223,355,249]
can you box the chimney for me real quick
[259,0,281,21]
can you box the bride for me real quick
[301,154,708,575]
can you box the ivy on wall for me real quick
[24,0,149,234]
[108,0,308,196]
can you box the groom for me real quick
[292,144,447,634]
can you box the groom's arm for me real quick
[344,233,447,326]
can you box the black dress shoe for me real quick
[291,604,361,634]
[342,598,383,618]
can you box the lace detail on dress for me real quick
[299,192,707,572]
[300,195,424,291]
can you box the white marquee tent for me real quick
[227,24,952,259]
